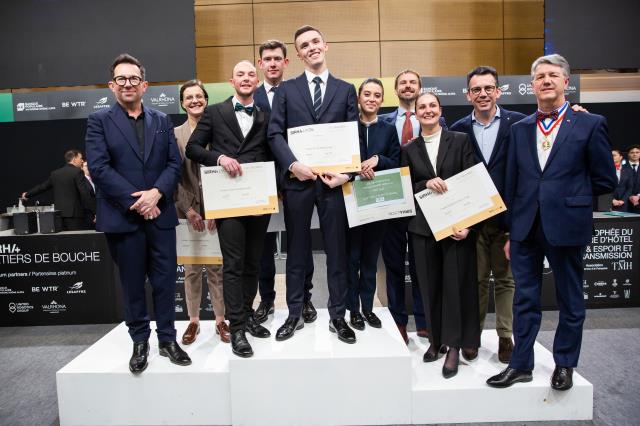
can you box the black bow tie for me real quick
[536,110,559,121]
[234,103,254,115]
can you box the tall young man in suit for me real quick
[86,54,191,374]
[377,70,431,342]
[268,25,358,344]
[450,66,525,363]
[253,39,317,325]
[487,54,616,390]
[624,145,640,213]
[22,149,95,231]
[186,61,272,358]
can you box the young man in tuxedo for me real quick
[253,39,317,325]
[86,54,190,373]
[487,54,616,390]
[268,25,358,344]
[186,61,272,358]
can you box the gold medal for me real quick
[542,137,551,151]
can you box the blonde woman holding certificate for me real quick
[347,78,400,331]
[401,92,480,379]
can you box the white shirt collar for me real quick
[231,96,253,109]
[305,69,329,84]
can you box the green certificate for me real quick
[353,172,404,210]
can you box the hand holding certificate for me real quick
[287,121,361,174]
[176,219,222,264]
[342,167,416,227]
[414,163,506,241]
[200,161,279,219]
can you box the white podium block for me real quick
[228,308,412,426]
[409,330,593,424]
[56,322,232,426]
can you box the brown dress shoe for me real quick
[216,321,231,343]
[396,324,409,344]
[498,337,514,363]
[416,328,430,338]
[181,322,200,345]
[461,347,478,362]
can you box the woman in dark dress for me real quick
[401,91,480,378]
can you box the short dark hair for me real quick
[358,78,384,98]
[612,149,622,156]
[259,40,287,59]
[415,91,441,109]
[179,80,209,112]
[293,25,324,47]
[394,69,422,89]
[110,53,146,81]
[466,65,499,87]
[64,149,82,163]
[627,144,640,152]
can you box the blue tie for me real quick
[312,76,322,117]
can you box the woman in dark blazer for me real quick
[347,78,401,330]
[401,91,480,378]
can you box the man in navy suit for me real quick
[253,39,317,325]
[86,54,191,373]
[623,145,640,213]
[487,54,616,390]
[268,25,358,344]
[451,66,525,363]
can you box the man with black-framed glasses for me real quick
[86,53,190,374]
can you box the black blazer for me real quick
[186,98,271,166]
[253,84,270,113]
[26,163,96,218]
[401,130,477,237]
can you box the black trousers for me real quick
[217,214,270,333]
[62,217,89,231]
[412,232,480,348]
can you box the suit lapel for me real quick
[143,108,156,163]
[436,130,451,175]
[317,74,338,119]
[464,115,484,164]
[108,105,143,162]
[241,107,265,150]
[293,74,316,120]
[416,136,436,177]
[523,114,543,175]
[220,98,245,144]
[544,108,576,171]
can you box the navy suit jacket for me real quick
[379,109,447,134]
[613,164,636,211]
[358,120,400,171]
[504,108,617,246]
[450,108,526,229]
[268,73,359,190]
[85,104,181,233]
[254,84,270,113]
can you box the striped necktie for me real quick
[312,76,322,117]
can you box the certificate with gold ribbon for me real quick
[176,220,222,265]
[200,161,279,219]
[342,167,415,227]
[414,163,506,241]
[287,121,361,173]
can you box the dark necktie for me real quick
[401,111,413,145]
[536,110,559,121]
[312,76,322,117]
[270,86,278,93]
[633,164,638,173]
[234,102,254,116]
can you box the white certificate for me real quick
[200,161,279,219]
[176,220,222,264]
[287,121,361,173]
[414,163,506,241]
[342,167,416,228]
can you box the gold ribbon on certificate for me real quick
[200,161,279,219]
[287,121,361,174]
[414,163,506,241]
[176,220,223,264]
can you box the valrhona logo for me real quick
[42,300,66,314]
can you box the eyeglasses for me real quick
[469,85,497,95]
[113,75,143,86]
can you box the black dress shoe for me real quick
[423,344,446,362]
[158,341,192,366]
[329,318,356,344]
[349,312,365,330]
[362,311,382,328]
[486,367,533,388]
[275,316,304,341]
[551,366,573,391]
[129,341,149,374]
[302,300,317,323]
[246,314,271,338]
[254,301,274,324]
[231,330,253,358]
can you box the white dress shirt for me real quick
[395,106,420,143]
[263,81,276,108]
[536,103,568,170]
[232,96,254,138]
[305,69,329,103]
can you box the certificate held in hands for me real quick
[287,121,361,173]
[200,161,279,219]
[414,163,506,241]
[176,220,222,265]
